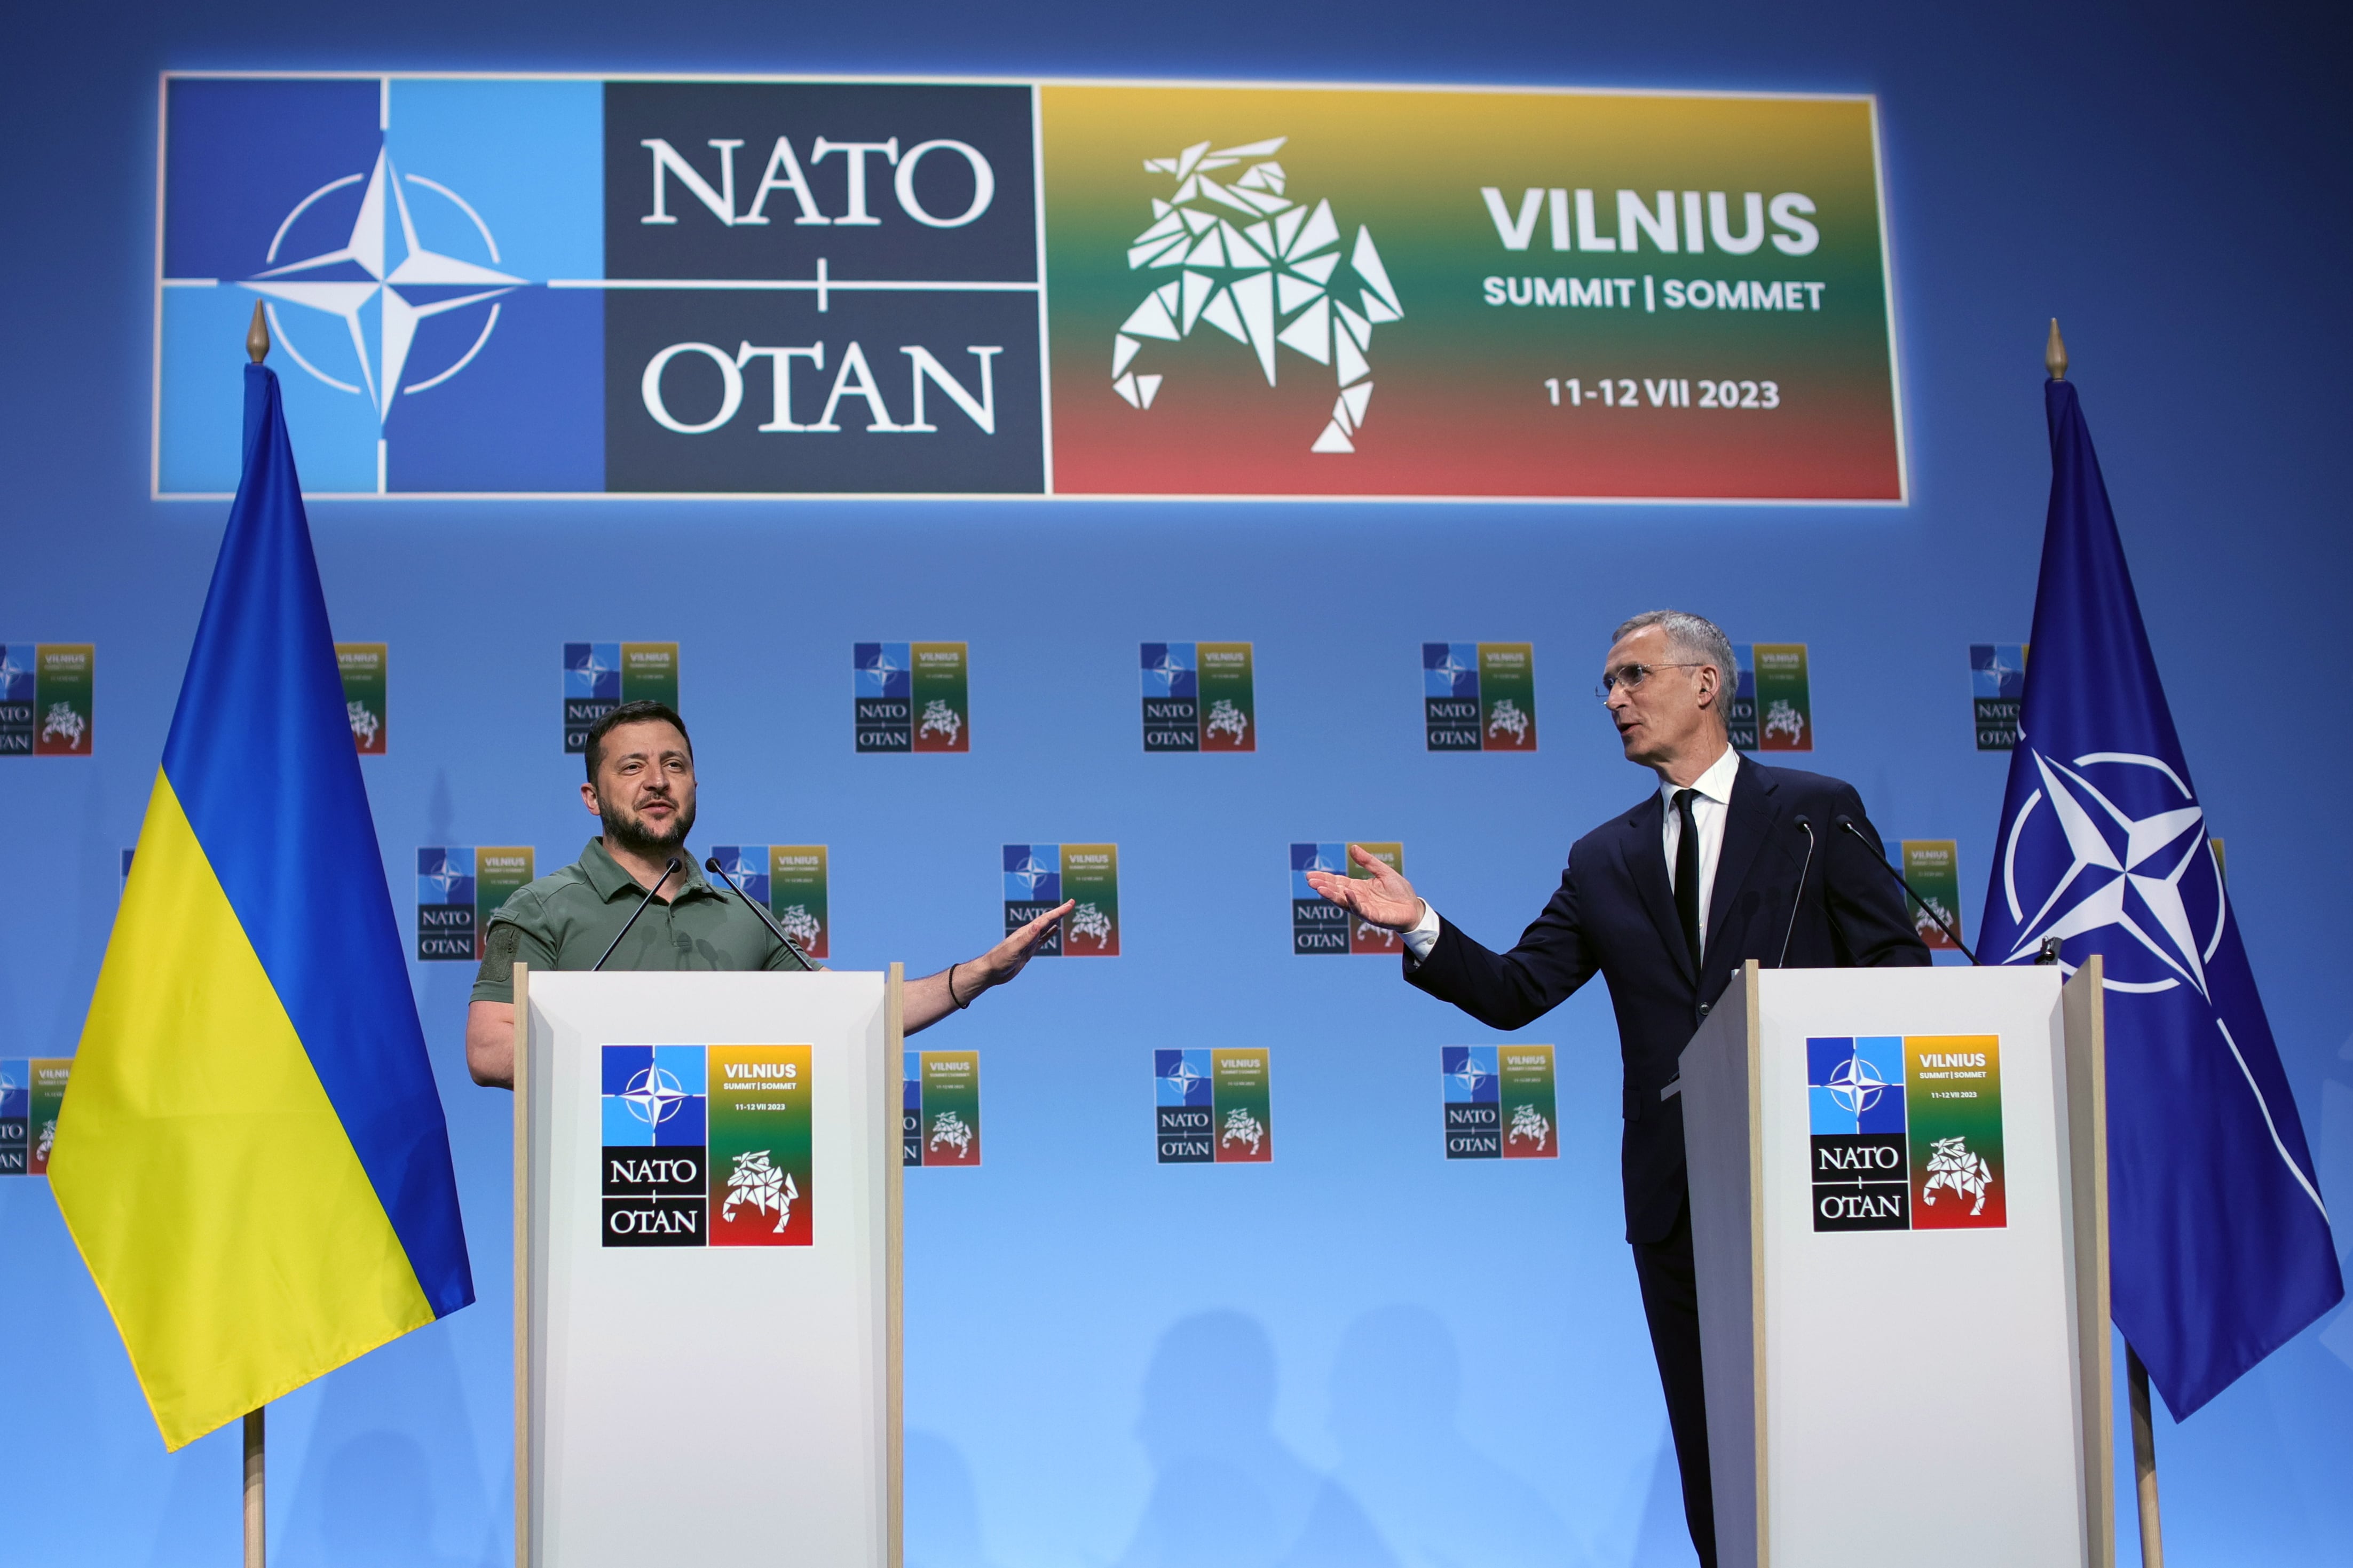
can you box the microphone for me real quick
[593,857,680,971]
[1835,815,1979,963]
[1775,814,1814,968]
[704,856,814,971]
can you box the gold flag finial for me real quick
[246,300,271,365]
[2045,318,2067,381]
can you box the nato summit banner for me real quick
[156,76,1901,502]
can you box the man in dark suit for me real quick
[1308,609,1926,1567]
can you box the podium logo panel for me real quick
[602,1044,710,1246]
[1905,1034,2004,1229]
[708,1045,814,1247]
[1806,1034,2004,1232]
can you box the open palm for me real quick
[1302,845,1423,931]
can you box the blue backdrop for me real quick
[4,3,2350,1565]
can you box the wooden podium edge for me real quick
[1741,960,1768,1568]
[885,963,906,1568]
[2062,957,2113,1568]
[512,961,531,1568]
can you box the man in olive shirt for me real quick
[464,700,1070,1088]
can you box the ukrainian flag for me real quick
[51,363,473,1450]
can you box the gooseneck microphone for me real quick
[704,856,814,971]
[594,857,681,971]
[1775,814,1814,968]
[1836,815,1980,963]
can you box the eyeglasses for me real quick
[1595,662,1706,702]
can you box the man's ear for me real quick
[1694,666,1720,709]
[580,780,602,815]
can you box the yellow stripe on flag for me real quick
[50,771,433,1450]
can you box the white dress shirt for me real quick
[1403,742,1740,962]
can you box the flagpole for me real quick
[2126,1344,2164,1566]
[239,303,272,1568]
[2048,316,2163,1568]
[243,1407,265,1568]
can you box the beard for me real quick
[602,793,696,858]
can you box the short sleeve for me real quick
[763,934,820,973]
[470,907,559,1004]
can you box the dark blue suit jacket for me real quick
[1407,756,1929,1244]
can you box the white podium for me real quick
[513,965,904,1568]
[1680,959,2112,1567]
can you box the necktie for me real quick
[1673,788,1702,967]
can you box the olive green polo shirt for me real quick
[469,837,814,1005]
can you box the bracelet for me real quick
[947,962,970,1010]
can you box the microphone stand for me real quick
[1836,817,1978,963]
[1775,815,1815,968]
[593,857,680,971]
[703,857,815,971]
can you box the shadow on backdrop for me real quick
[1628,1436,1702,1567]
[276,1324,495,1568]
[906,1428,1004,1568]
[1116,1309,1399,1568]
[1326,1303,1586,1568]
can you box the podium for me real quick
[1680,960,2112,1567]
[512,965,904,1568]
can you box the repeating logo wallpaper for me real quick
[1727,641,1811,753]
[856,643,969,752]
[416,846,534,961]
[0,644,93,756]
[904,1050,982,1167]
[710,844,830,959]
[1140,642,1255,751]
[1971,642,2027,751]
[336,643,387,754]
[1155,1048,1272,1163]
[1290,842,1404,954]
[564,641,677,753]
[1003,844,1119,955]
[1440,1045,1557,1159]
[1421,642,1536,751]
[1897,840,1964,952]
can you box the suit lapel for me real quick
[1617,793,1693,985]
[1705,755,1782,954]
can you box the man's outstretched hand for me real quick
[904,899,1076,1035]
[1303,845,1425,932]
[977,899,1076,985]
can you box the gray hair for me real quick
[1610,609,1737,708]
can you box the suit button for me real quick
[1698,1002,1710,1017]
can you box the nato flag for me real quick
[1979,375,2341,1417]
